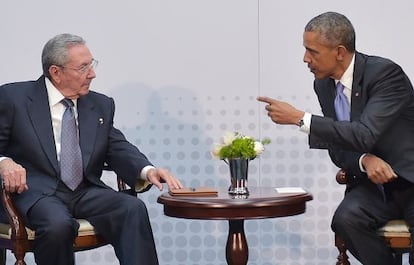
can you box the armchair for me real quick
[0,171,142,265]
[335,169,411,265]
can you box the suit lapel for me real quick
[316,78,337,119]
[77,96,99,170]
[327,80,337,118]
[27,77,59,174]
[350,52,366,121]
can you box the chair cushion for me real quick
[0,219,96,240]
[377,220,410,237]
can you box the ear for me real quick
[336,45,347,61]
[49,65,62,83]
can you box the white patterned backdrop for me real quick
[1,0,414,264]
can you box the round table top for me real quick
[157,186,313,220]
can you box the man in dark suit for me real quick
[258,12,414,265]
[0,33,183,265]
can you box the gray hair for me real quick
[41,33,86,78]
[305,12,355,52]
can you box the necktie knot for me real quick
[336,82,344,94]
[62,98,74,108]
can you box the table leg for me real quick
[226,220,248,265]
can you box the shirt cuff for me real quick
[299,112,311,134]
[359,153,367,172]
[140,165,156,181]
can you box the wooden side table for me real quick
[157,186,312,265]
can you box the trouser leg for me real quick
[393,186,414,265]
[331,181,400,265]
[25,196,78,265]
[73,186,159,265]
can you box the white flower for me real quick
[254,141,264,155]
[211,144,223,159]
[222,131,237,145]
[211,131,271,160]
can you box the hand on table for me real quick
[146,168,183,191]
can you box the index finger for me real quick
[257,96,274,104]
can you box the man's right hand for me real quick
[362,154,397,184]
[0,158,28,194]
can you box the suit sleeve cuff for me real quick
[134,166,155,193]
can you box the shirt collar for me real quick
[45,77,77,107]
[337,53,355,90]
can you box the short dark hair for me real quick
[305,12,355,52]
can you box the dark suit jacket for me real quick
[0,76,151,215]
[308,52,414,182]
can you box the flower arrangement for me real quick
[211,132,271,160]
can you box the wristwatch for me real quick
[297,119,304,127]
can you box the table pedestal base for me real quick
[226,220,248,265]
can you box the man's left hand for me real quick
[362,154,397,184]
[146,168,183,191]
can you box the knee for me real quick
[128,198,148,215]
[36,218,79,242]
[331,203,363,232]
[121,197,149,221]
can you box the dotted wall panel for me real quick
[2,1,414,264]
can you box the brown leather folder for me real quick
[169,187,218,197]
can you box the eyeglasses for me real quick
[58,58,98,74]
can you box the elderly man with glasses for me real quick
[0,33,183,265]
